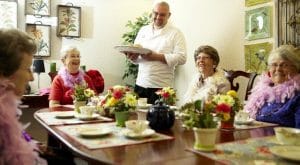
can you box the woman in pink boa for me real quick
[245,45,300,128]
[0,29,46,164]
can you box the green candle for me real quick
[50,62,56,73]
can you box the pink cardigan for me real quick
[0,79,45,165]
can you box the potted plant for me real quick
[121,13,151,86]
[178,90,241,151]
[73,84,95,113]
[212,90,243,129]
[98,85,137,127]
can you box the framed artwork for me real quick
[244,42,273,74]
[26,24,51,57]
[57,5,81,38]
[245,6,272,41]
[0,0,17,28]
[245,0,271,7]
[25,0,50,16]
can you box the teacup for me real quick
[138,98,148,106]
[235,111,250,121]
[79,106,95,118]
[125,120,149,134]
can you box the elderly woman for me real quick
[245,45,300,128]
[49,45,96,107]
[0,29,46,164]
[183,45,230,103]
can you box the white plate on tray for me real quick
[78,128,112,138]
[114,45,151,55]
[270,146,300,162]
[235,118,254,125]
[74,113,100,121]
[55,111,74,119]
[122,128,155,139]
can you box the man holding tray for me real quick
[125,1,187,104]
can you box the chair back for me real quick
[224,70,258,100]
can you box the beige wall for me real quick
[17,0,275,104]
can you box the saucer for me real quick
[235,118,254,125]
[122,128,155,139]
[78,128,112,138]
[270,146,300,162]
[75,113,100,121]
[55,111,74,119]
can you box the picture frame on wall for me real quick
[245,6,272,41]
[26,24,51,57]
[244,42,273,74]
[245,0,271,7]
[0,0,17,29]
[25,0,50,16]
[57,5,81,38]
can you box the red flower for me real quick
[162,92,170,99]
[215,103,231,113]
[113,90,123,99]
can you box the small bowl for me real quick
[125,120,149,134]
[274,127,300,145]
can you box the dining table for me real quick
[34,106,286,165]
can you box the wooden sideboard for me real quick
[21,94,49,108]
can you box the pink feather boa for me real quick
[58,67,85,88]
[0,79,37,164]
[245,73,300,118]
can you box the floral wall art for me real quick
[244,42,273,74]
[0,0,17,28]
[26,24,50,57]
[25,0,50,16]
[245,6,272,41]
[57,5,81,37]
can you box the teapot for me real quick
[146,100,175,131]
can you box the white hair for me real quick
[60,45,80,59]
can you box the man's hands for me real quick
[124,52,139,61]
[123,51,166,64]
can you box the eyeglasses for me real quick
[268,63,295,69]
[196,56,211,60]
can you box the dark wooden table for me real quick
[34,107,276,165]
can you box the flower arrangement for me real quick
[179,100,217,128]
[73,84,95,102]
[212,90,242,121]
[98,85,137,114]
[156,87,176,105]
[179,90,242,129]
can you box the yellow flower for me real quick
[223,113,230,121]
[107,97,118,107]
[227,90,237,98]
[84,89,95,98]
[124,93,137,107]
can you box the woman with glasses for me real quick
[49,45,96,107]
[245,45,300,128]
[183,45,230,103]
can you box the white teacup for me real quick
[138,98,148,106]
[236,111,250,121]
[125,120,149,134]
[79,106,95,117]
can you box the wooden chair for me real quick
[224,70,258,100]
